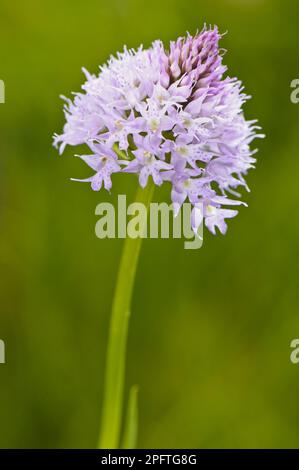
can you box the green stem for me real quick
[98,180,155,449]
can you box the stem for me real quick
[98,180,155,449]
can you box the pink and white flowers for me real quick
[54,26,263,235]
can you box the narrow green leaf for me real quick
[121,385,139,449]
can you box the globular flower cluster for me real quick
[54,26,263,235]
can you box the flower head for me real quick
[54,26,263,235]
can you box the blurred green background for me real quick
[1,0,299,449]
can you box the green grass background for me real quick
[1,0,299,448]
